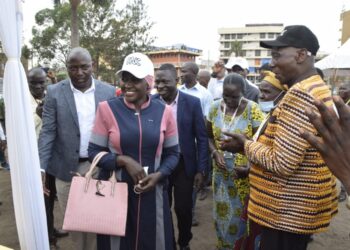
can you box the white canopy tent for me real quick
[0,0,49,249]
[316,38,350,70]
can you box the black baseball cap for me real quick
[260,25,319,55]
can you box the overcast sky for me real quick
[23,0,350,62]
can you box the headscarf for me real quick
[262,71,286,91]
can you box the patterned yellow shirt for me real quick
[245,75,338,234]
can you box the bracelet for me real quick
[211,149,218,158]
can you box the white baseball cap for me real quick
[117,52,154,79]
[225,57,249,71]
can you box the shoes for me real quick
[198,188,208,201]
[179,246,190,250]
[192,217,199,227]
[49,236,57,246]
[54,228,69,238]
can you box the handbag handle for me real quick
[85,152,117,181]
[85,151,108,178]
[84,151,118,195]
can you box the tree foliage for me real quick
[31,0,155,82]
[229,40,243,57]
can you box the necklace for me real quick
[221,97,243,132]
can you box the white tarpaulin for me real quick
[316,38,350,70]
[0,0,49,249]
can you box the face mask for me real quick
[211,72,217,78]
[259,91,285,112]
[259,101,274,112]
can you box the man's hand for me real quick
[300,97,350,193]
[220,132,247,153]
[134,172,162,193]
[234,166,250,179]
[193,172,204,191]
[41,172,50,196]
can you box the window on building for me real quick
[231,34,236,39]
[268,33,274,38]
[237,34,243,39]
[241,50,246,57]
[224,42,230,49]
[260,33,266,39]
[225,34,230,39]
[267,50,271,56]
[255,50,261,56]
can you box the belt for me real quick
[78,157,89,163]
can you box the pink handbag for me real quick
[63,152,128,236]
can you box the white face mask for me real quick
[258,101,274,112]
[259,91,285,112]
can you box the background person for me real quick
[225,57,260,103]
[258,71,285,113]
[197,70,211,89]
[88,53,179,250]
[207,60,226,100]
[28,67,68,247]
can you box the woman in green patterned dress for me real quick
[207,73,264,250]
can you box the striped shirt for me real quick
[245,75,338,234]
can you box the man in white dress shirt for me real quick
[38,47,115,250]
[207,60,226,100]
[179,62,213,117]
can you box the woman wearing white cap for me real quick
[88,52,179,250]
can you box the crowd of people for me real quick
[2,24,349,250]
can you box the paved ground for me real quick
[1,170,350,249]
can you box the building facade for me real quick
[146,44,202,75]
[218,23,284,82]
[340,9,350,45]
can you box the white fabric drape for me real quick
[0,0,49,249]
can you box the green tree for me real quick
[229,40,243,57]
[53,0,111,47]
[31,0,154,82]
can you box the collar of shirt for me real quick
[69,77,96,94]
[159,90,179,106]
[179,82,202,91]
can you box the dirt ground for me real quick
[1,169,349,250]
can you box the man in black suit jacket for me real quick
[153,64,209,250]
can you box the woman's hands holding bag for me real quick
[117,155,146,184]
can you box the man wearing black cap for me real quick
[221,25,338,250]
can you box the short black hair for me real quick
[159,63,177,80]
[223,73,246,92]
[184,62,199,75]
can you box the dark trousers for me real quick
[44,173,57,241]
[168,156,194,247]
[260,225,311,250]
